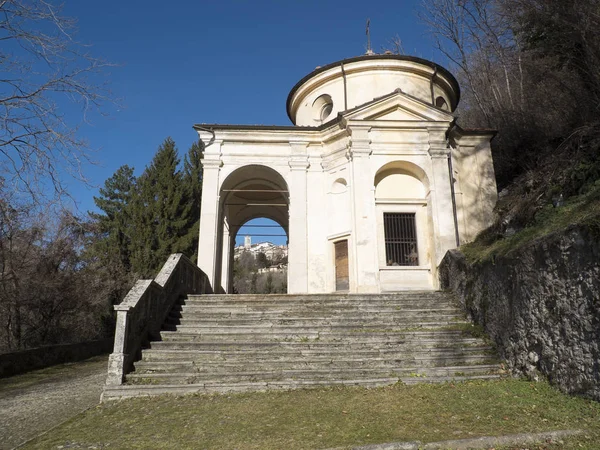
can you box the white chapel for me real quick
[195,54,497,294]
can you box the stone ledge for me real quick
[327,429,584,450]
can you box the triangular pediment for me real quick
[342,90,454,123]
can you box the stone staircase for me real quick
[105,292,502,398]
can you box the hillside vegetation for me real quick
[422,0,600,240]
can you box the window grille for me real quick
[383,213,419,266]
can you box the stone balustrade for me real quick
[105,254,211,386]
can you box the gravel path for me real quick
[0,355,108,450]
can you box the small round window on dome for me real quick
[435,96,449,111]
[320,103,333,121]
[312,94,334,122]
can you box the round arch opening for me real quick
[232,217,288,294]
[216,165,289,294]
[373,160,431,270]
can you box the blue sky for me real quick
[58,0,446,245]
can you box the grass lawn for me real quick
[23,378,600,450]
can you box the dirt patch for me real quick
[0,355,108,450]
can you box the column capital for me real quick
[428,148,450,159]
[348,125,372,158]
[202,158,223,169]
[289,159,310,171]
[289,141,310,170]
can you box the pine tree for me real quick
[130,137,193,275]
[180,140,204,262]
[87,165,137,306]
[90,165,136,271]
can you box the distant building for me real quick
[196,54,497,294]
[244,235,251,249]
[234,241,287,262]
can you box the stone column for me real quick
[348,125,379,293]
[428,131,458,267]
[287,142,309,294]
[227,233,236,293]
[197,146,223,292]
[220,217,231,293]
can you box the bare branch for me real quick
[0,0,116,210]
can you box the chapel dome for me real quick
[286,54,460,126]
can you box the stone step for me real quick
[158,329,475,342]
[157,329,476,343]
[148,337,485,351]
[139,350,494,368]
[141,345,493,360]
[133,362,498,376]
[164,315,465,328]
[400,374,502,385]
[187,292,445,300]
[128,365,500,384]
[167,309,464,320]
[177,302,456,310]
[181,298,455,308]
[106,373,503,399]
[172,308,459,318]
[183,294,454,304]
[171,305,462,315]
[130,364,496,383]
[161,322,468,334]
[105,378,404,399]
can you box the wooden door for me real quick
[334,240,349,291]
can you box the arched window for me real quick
[374,162,429,268]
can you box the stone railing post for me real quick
[105,305,131,386]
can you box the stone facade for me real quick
[196,55,497,294]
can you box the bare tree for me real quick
[382,34,406,55]
[418,0,591,186]
[0,205,114,352]
[419,0,520,126]
[0,0,113,208]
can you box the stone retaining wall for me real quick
[0,339,112,378]
[439,224,600,400]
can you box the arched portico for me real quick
[199,164,289,293]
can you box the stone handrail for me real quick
[105,253,211,386]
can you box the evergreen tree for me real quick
[90,165,136,271]
[130,137,193,276]
[88,165,138,307]
[179,140,204,262]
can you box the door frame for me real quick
[328,231,353,292]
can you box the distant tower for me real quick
[244,235,251,249]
